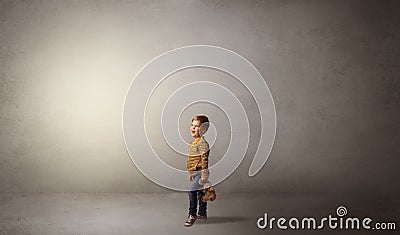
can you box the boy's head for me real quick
[190,115,209,138]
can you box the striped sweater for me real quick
[187,136,209,179]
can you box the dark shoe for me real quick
[197,214,207,221]
[184,215,197,227]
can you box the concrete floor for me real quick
[0,192,398,235]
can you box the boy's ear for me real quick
[200,122,209,135]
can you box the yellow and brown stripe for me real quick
[187,137,209,179]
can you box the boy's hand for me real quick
[188,174,192,182]
[200,177,207,183]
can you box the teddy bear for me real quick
[198,179,216,202]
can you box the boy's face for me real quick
[190,120,201,138]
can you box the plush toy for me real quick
[198,179,216,202]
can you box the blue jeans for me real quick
[188,173,207,216]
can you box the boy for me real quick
[184,115,210,227]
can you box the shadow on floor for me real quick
[196,216,248,224]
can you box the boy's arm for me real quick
[198,141,209,181]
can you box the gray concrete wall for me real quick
[0,0,399,193]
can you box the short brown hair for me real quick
[192,115,209,134]
[192,115,209,124]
